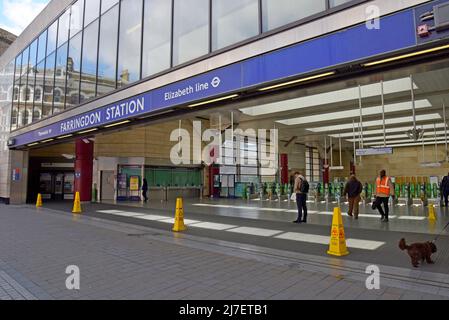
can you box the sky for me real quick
[0,0,50,36]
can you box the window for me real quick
[21,47,30,77]
[142,0,172,77]
[97,4,118,95]
[306,147,321,182]
[13,87,19,101]
[43,52,56,118]
[47,20,59,55]
[33,61,45,121]
[28,40,38,71]
[14,53,22,79]
[25,87,32,101]
[84,0,100,27]
[262,0,326,31]
[53,89,62,103]
[70,0,85,37]
[212,0,259,50]
[58,9,71,47]
[54,43,68,113]
[66,32,82,108]
[173,0,209,66]
[34,87,42,101]
[101,0,118,14]
[80,20,99,100]
[117,0,143,88]
[37,31,47,64]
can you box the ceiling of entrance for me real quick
[191,58,449,152]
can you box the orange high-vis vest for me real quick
[376,176,391,195]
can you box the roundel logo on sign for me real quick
[211,77,221,88]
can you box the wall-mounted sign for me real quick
[129,176,140,192]
[12,168,20,181]
[356,148,393,156]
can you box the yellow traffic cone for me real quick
[72,192,82,214]
[173,198,187,232]
[36,193,43,208]
[327,207,350,257]
[428,204,437,221]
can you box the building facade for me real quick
[1,0,449,204]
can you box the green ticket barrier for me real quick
[275,183,281,196]
[401,184,406,197]
[394,183,400,198]
[432,183,438,198]
[410,184,416,198]
[367,184,373,199]
[319,183,324,194]
[328,183,334,196]
[426,183,432,198]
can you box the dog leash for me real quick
[432,221,449,243]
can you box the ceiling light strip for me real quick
[188,94,239,108]
[362,44,449,67]
[258,71,336,92]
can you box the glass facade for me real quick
[11,0,358,131]
[117,0,143,88]
[142,0,172,77]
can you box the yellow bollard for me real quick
[327,207,349,257]
[428,204,437,221]
[36,193,43,208]
[172,198,187,232]
[72,192,82,214]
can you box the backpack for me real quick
[300,179,310,194]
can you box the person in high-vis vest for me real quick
[373,170,395,222]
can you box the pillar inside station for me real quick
[74,139,94,202]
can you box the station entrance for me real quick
[24,54,449,228]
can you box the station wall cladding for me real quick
[93,120,208,162]
[330,146,449,183]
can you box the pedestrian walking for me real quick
[343,175,363,219]
[373,170,395,222]
[142,178,149,203]
[441,173,449,207]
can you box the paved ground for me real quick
[45,200,449,274]
[0,204,448,300]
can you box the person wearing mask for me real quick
[440,173,449,207]
[343,175,363,220]
[373,170,395,222]
[142,178,149,203]
[293,172,309,224]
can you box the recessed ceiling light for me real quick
[307,114,441,133]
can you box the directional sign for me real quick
[356,148,393,156]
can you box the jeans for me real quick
[375,196,389,218]
[142,191,148,202]
[296,193,308,222]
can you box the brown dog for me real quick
[399,238,437,268]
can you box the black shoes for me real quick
[292,220,302,224]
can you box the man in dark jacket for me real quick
[343,175,363,219]
[441,173,449,207]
